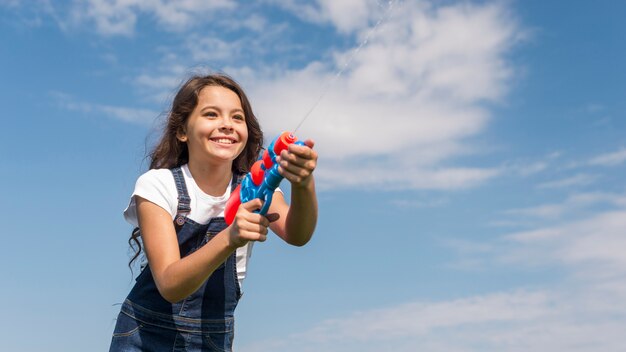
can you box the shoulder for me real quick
[134,168,179,206]
[137,168,176,187]
[124,168,179,226]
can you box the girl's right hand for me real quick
[227,199,279,248]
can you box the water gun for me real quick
[224,131,306,225]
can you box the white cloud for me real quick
[245,1,521,189]
[389,197,448,208]
[584,103,605,113]
[270,0,401,34]
[502,191,626,221]
[0,0,21,8]
[502,151,564,178]
[441,237,493,255]
[71,0,137,36]
[45,0,523,191]
[564,147,626,170]
[536,173,597,189]
[588,147,626,166]
[315,0,374,33]
[505,204,565,219]
[243,192,626,351]
[502,209,626,284]
[315,162,501,190]
[69,0,236,35]
[242,287,626,352]
[52,91,159,125]
[98,105,160,124]
[185,36,247,64]
[499,191,626,278]
[512,161,548,176]
[301,291,551,340]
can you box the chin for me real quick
[212,152,241,163]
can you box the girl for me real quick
[110,73,318,351]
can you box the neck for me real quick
[187,159,233,196]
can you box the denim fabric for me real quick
[110,168,241,352]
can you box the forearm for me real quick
[157,231,236,303]
[138,197,268,304]
[284,177,318,246]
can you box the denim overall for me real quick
[110,167,242,352]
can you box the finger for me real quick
[239,230,267,242]
[279,151,304,168]
[257,213,271,228]
[265,213,280,223]
[278,163,311,181]
[277,166,307,184]
[280,150,317,169]
[304,139,315,149]
[240,198,263,212]
[239,212,270,227]
[279,156,317,177]
[238,220,269,235]
[287,143,315,159]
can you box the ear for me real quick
[176,128,188,142]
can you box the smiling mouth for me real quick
[210,138,236,144]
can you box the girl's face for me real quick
[180,85,248,166]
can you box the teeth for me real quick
[213,138,234,144]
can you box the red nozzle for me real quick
[262,149,273,169]
[224,184,242,225]
[250,160,264,186]
[273,131,297,155]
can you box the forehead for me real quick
[197,85,242,108]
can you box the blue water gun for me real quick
[225,131,305,225]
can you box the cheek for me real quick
[195,122,215,135]
[238,128,249,155]
[239,125,249,144]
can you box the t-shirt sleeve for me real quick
[123,169,178,227]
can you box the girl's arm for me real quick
[269,139,319,246]
[137,197,272,303]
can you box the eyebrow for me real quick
[200,105,244,114]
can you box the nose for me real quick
[220,116,234,131]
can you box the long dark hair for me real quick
[128,73,263,268]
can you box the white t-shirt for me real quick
[123,164,253,288]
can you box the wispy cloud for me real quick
[537,173,597,189]
[503,191,625,220]
[246,1,523,189]
[588,147,626,166]
[503,208,626,282]
[489,190,626,281]
[0,0,21,8]
[33,0,524,191]
[67,0,237,36]
[512,161,548,177]
[242,287,626,351]
[52,91,159,125]
[389,197,448,209]
[584,103,605,113]
[502,151,563,178]
[268,0,390,34]
[244,191,626,351]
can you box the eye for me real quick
[204,111,218,119]
[233,114,245,121]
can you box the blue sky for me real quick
[1,0,625,351]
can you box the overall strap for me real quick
[233,171,243,188]
[171,167,243,226]
[171,167,191,226]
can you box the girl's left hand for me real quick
[277,139,318,188]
